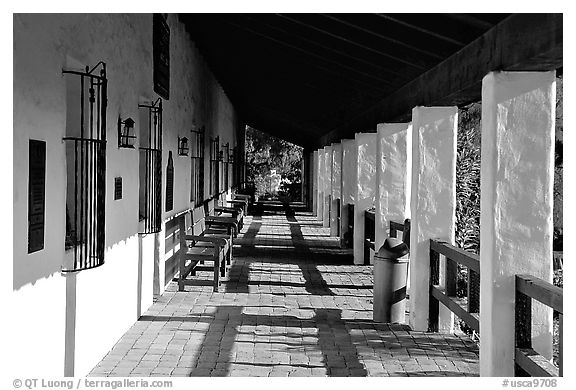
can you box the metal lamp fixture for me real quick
[118,116,136,148]
[178,136,189,156]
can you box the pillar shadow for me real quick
[285,205,334,296]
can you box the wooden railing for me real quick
[515,275,563,377]
[390,219,410,245]
[364,209,375,264]
[428,239,480,333]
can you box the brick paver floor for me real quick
[89,208,479,377]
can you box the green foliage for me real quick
[455,103,481,257]
[553,75,563,250]
[245,126,303,201]
[455,103,482,337]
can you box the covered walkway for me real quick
[89,209,478,377]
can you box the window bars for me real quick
[190,126,205,205]
[62,62,107,272]
[209,136,220,196]
[222,142,230,191]
[138,98,163,234]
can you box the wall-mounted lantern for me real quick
[118,116,136,148]
[178,136,189,156]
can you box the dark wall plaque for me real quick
[28,140,46,253]
[114,177,122,200]
[166,151,174,211]
[153,13,170,100]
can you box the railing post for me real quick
[468,269,480,314]
[479,71,555,376]
[559,314,563,377]
[515,286,532,376]
[445,256,457,297]
[428,247,440,332]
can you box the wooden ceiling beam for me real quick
[277,14,428,71]
[376,14,467,47]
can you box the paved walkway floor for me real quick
[89,209,479,377]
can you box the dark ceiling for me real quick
[180,14,557,148]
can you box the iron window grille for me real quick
[231,146,238,188]
[62,62,107,272]
[190,126,205,205]
[209,136,220,196]
[138,98,163,234]
[222,143,230,191]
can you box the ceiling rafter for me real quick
[320,14,445,61]
[376,14,467,47]
[276,14,428,71]
[238,14,415,83]
[442,14,495,30]
[188,20,391,96]
[216,17,401,87]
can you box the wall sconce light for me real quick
[118,116,136,148]
[178,136,189,156]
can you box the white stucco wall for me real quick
[353,133,377,265]
[375,123,412,253]
[13,13,239,376]
[479,71,555,376]
[408,106,457,332]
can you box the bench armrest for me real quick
[215,205,239,213]
[183,234,228,248]
[206,216,238,227]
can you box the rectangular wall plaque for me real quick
[165,152,174,211]
[28,140,46,253]
[114,177,122,200]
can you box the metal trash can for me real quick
[373,237,410,323]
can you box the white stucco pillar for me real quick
[312,150,318,216]
[330,143,343,237]
[375,123,412,253]
[317,149,324,222]
[323,146,333,228]
[408,106,457,332]
[353,133,377,265]
[479,71,555,377]
[341,139,357,247]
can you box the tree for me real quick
[245,126,303,201]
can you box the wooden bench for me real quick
[178,206,233,292]
[230,192,251,215]
[206,198,242,236]
[216,192,247,225]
